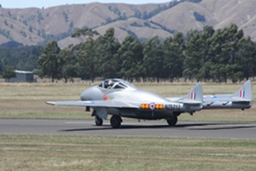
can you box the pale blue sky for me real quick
[1,0,171,9]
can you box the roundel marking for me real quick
[149,102,155,110]
[103,94,108,100]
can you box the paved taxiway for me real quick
[0,119,256,139]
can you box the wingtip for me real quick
[46,101,55,105]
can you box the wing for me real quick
[46,100,139,109]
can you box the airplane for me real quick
[47,78,203,128]
[202,80,253,110]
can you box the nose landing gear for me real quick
[95,115,103,126]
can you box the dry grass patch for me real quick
[0,135,256,171]
[0,99,88,119]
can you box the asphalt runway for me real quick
[0,119,256,139]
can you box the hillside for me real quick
[150,2,213,34]
[0,0,256,48]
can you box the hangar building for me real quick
[5,70,34,83]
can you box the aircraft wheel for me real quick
[110,115,122,128]
[166,117,178,126]
[95,115,103,126]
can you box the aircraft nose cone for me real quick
[80,89,91,101]
[80,86,104,101]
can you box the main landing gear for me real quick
[166,116,178,126]
[110,115,122,128]
[94,112,122,128]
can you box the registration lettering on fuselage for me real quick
[165,104,181,111]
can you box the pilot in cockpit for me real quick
[107,80,114,89]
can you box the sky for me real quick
[1,0,171,9]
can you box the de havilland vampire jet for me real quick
[47,79,203,128]
[47,79,253,128]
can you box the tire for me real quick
[166,117,178,126]
[110,115,121,128]
[95,115,103,126]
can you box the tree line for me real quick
[1,23,256,83]
[0,44,43,79]
[38,24,256,83]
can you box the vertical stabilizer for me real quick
[182,82,203,103]
[233,80,253,101]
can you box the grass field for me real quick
[0,82,256,170]
[1,135,256,171]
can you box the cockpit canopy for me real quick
[98,79,136,90]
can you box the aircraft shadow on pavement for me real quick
[60,125,169,132]
[156,122,255,130]
[59,123,232,132]
[189,124,256,130]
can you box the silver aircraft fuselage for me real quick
[80,81,201,120]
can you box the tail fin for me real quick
[233,80,253,101]
[179,82,203,104]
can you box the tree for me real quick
[0,60,3,74]
[183,27,217,82]
[143,36,164,82]
[14,46,44,71]
[208,24,244,82]
[118,35,144,81]
[183,30,204,81]
[235,37,256,81]
[96,28,121,78]
[163,32,185,81]
[200,26,214,80]
[78,38,98,81]
[59,48,78,82]
[71,28,99,43]
[71,28,99,81]
[38,41,61,82]
[2,67,16,81]
[62,64,79,82]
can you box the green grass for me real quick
[0,82,255,121]
[0,135,256,171]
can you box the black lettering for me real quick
[165,104,181,111]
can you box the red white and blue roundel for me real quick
[149,102,155,110]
